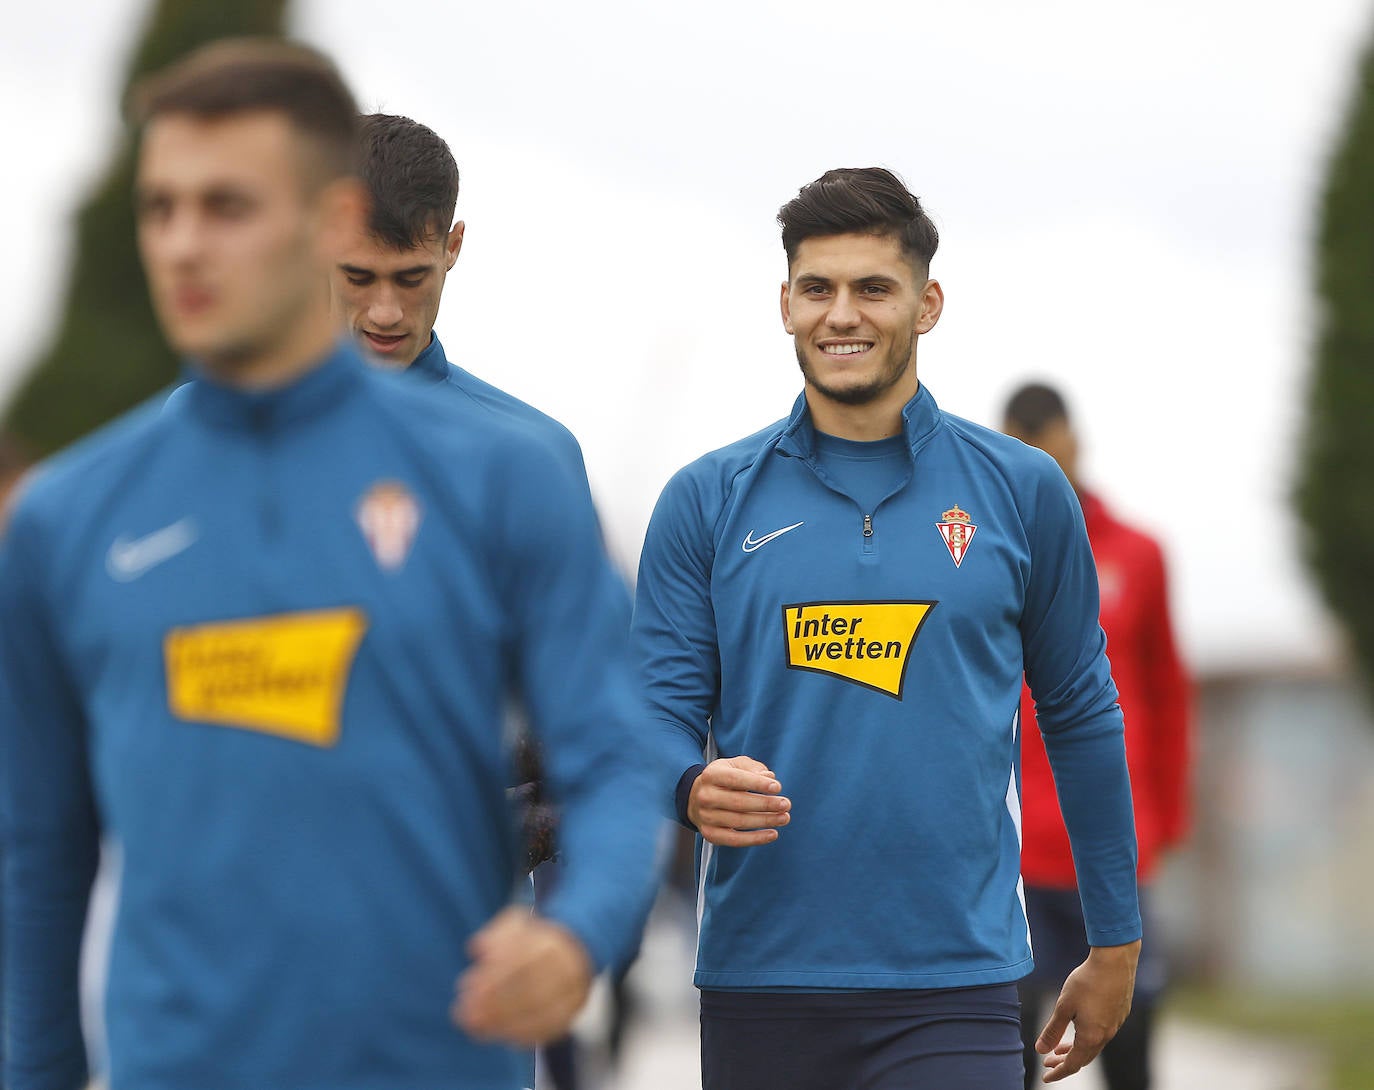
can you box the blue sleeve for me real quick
[630,469,721,822]
[1020,465,1141,946]
[493,438,662,973]
[0,503,100,1090]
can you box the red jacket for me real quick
[1020,490,1192,887]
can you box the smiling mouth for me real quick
[821,342,873,356]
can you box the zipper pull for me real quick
[862,514,873,538]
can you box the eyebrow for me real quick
[794,273,902,288]
[338,264,431,277]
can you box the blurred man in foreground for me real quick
[0,39,658,1090]
[1004,382,1193,1090]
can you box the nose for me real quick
[154,206,206,268]
[825,289,860,330]
[367,285,403,330]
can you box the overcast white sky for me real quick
[2,0,1369,673]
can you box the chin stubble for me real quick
[794,336,915,407]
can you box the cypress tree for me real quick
[1297,30,1374,698]
[2,0,288,455]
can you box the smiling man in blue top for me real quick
[0,40,658,1090]
[632,167,1141,1088]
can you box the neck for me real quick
[805,374,918,442]
[199,298,338,391]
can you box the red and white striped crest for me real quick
[356,480,421,571]
[936,504,977,568]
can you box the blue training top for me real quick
[632,385,1140,991]
[405,331,635,694]
[0,342,660,1090]
[407,332,587,476]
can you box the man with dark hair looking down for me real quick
[331,111,643,1090]
[331,113,588,469]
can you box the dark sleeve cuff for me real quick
[674,763,707,830]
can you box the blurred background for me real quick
[3,1,1373,1087]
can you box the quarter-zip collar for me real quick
[776,384,944,461]
[181,340,365,432]
[406,332,450,385]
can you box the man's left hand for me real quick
[451,906,593,1047]
[1034,939,1141,1084]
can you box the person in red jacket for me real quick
[1002,383,1192,1090]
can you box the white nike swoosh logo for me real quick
[741,521,805,553]
[106,518,199,582]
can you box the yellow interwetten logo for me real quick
[782,600,936,700]
[164,608,369,747]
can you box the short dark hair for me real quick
[357,114,460,249]
[778,167,939,271]
[128,38,359,182]
[1003,382,1071,437]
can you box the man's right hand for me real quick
[688,755,791,847]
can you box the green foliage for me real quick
[1297,31,1374,698]
[1,0,289,456]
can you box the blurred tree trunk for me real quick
[1,0,289,456]
[1297,29,1374,704]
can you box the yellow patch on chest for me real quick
[165,608,369,746]
[782,601,936,699]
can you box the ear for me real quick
[445,221,465,270]
[314,177,369,260]
[780,280,794,335]
[915,278,944,334]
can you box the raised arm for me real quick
[631,468,790,846]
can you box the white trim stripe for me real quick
[1006,706,1032,956]
[693,732,720,973]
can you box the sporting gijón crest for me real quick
[936,505,976,568]
[356,480,422,571]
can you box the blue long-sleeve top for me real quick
[407,333,586,471]
[0,343,660,1090]
[632,386,1140,991]
[406,332,632,618]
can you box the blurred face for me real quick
[136,110,329,371]
[331,222,463,367]
[780,232,942,411]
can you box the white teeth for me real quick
[823,343,870,355]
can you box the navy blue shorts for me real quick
[700,984,1023,1089]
